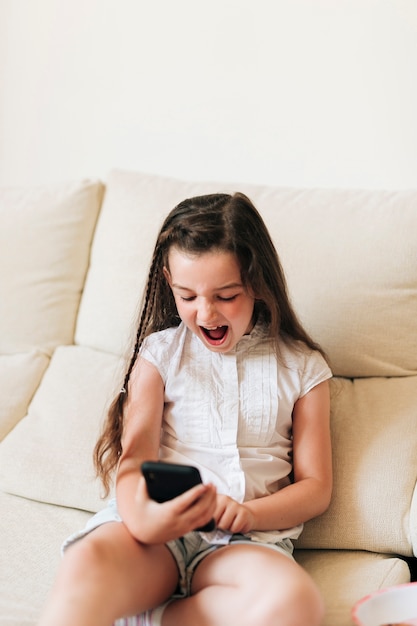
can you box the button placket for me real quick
[218,350,245,501]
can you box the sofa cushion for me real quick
[0,491,90,626]
[74,171,223,356]
[295,550,411,626]
[296,375,417,557]
[0,345,122,512]
[0,491,409,626]
[75,170,417,378]
[0,179,103,355]
[0,351,49,440]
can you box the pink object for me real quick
[352,583,417,626]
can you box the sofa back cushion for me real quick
[75,170,417,378]
[0,346,121,512]
[0,179,103,438]
[296,375,417,556]
[0,351,49,440]
[0,180,103,354]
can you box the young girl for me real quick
[39,192,332,626]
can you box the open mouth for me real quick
[201,325,228,343]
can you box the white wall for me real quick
[1,0,417,189]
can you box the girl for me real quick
[39,192,332,626]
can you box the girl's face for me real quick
[164,247,256,353]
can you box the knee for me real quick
[271,575,324,626]
[286,575,324,626]
[245,571,324,626]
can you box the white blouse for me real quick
[140,321,332,543]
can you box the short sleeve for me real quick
[299,349,332,398]
[139,325,185,383]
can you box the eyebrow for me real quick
[171,282,243,291]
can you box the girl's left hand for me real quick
[215,494,255,534]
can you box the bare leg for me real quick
[162,544,324,626]
[38,522,179,626]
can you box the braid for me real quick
[123,249,160,389]
[93,242,175,494]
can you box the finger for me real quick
[188,501,216,532]
[214,497,232,525]
[178,486,217,529]
[216,501,245,532]
[216,505,235,529]
[171,483,211,514]
[193,487,217,519]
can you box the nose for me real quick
[197,298,217,326]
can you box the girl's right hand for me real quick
[133,476,217,544]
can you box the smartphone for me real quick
[141,460,215,532]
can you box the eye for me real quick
[180,295,196,302]
[217,295,238,302]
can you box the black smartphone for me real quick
[141,460,215,532]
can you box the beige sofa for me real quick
[0,170,416,626]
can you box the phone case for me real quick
[141,461,215,532]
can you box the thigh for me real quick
[191,543,298,593]
[63,521,179,616]
[190,543,323,626]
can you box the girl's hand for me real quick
[133,476,217,544]
[215,494,255,534]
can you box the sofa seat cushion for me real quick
[75,170,417,378]
[295,549,411,626]
[0,491,90,626]
[0,350,49,440]
[0,345,123,512]
[0,488,410,626]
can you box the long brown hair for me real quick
[94,192,325,494]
